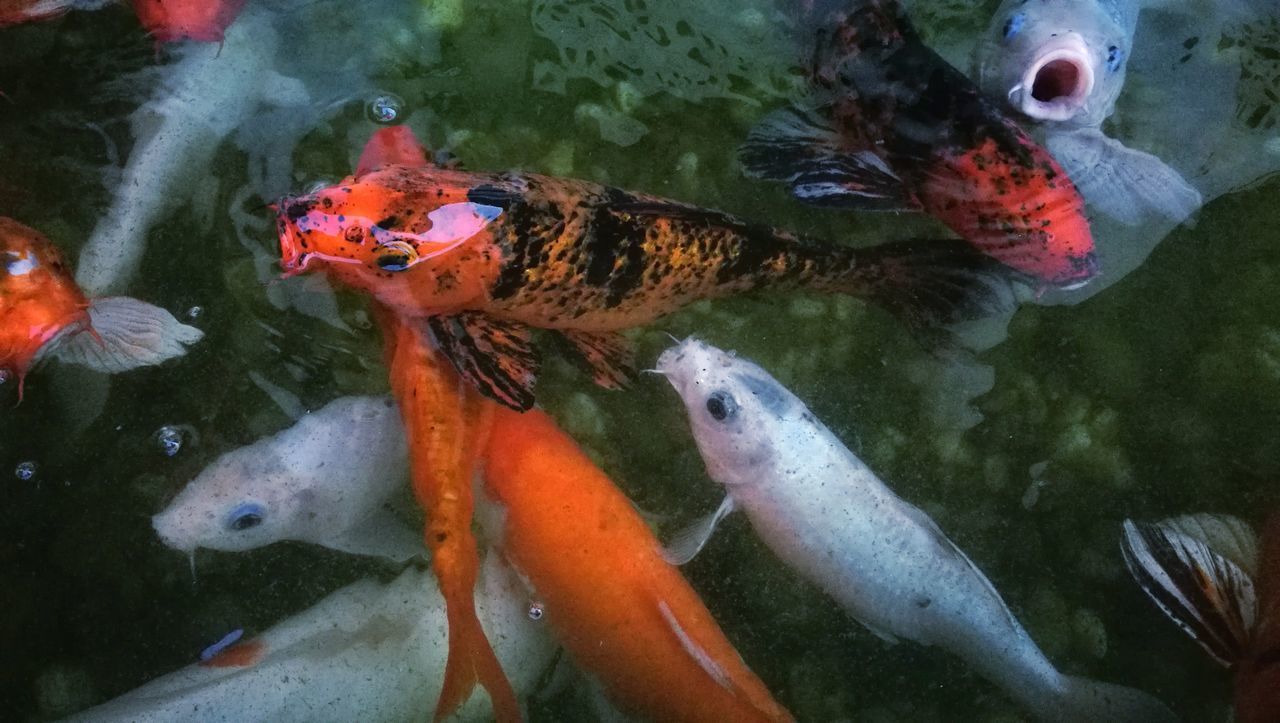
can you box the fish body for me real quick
[975,0,1201,224]
[278,127,1022,410]
[0,217,202,395]
[1122,513,1280,722]
[62,556,558,723]
[482,405,794,723]
[658,338,1175,721]
[150,395,421,563]
[740,0,1098,289]
[129,0,247,42]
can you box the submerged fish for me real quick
[62,555,558,723]
[1122,513,1280,723]
[482,405,795,723]
[151,395,421,563]
[130,0,247,42]
[739,0,1098,289]
[976,0,1202,225]
[0,216,201,397]
[657,337,1177,722]
[277,126,1022,411]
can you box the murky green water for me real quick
[1,0,1277,720]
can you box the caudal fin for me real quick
[838,238,1029,342]
[1052,675,1178,723]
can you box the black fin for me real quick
[425,312,540,411]
[1121,518,1255,667]
[844,238,1028,338]
[559,330,637,390]
[739,106,914,211]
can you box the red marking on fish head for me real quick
[198,638,266,669]
[129,0,247,43]
[356,126,432,178]
[0,217,90,388]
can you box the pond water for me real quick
[1,0,1278,720]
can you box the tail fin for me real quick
[1052,675,1178,723]
[838,238,1029,343]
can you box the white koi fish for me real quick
[975,0,1202,226]
[151,395,421,563]
[60,554,559,723]
[657,337,1177,722]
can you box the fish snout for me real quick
[1016,32,1094,122]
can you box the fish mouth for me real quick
[1016,34,1094,122]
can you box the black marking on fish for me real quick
[584,188,650,307]
[467,184,520,210]
[491,197,549,301]
[425,312,539,411]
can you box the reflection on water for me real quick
[1,0,1278,720]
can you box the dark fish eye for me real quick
[376,253,413,271]
[227,503,266,532]
[1106,45,1124,72]
[705,391,738,422]
[1002,13,1025,40]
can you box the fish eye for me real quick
[1106,45,1123,72]
[374,240,419,272]
[1002,13,1025,40]
[705,390,738,422]
[226,502,266,532]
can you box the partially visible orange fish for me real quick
[380,308,519,722]
[277,126,1023,411]
[129,0,246,42]
[0,216,202,398]
[482,406,795,722]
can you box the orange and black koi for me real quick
[740,0,1098,289]
[277,127,1021,411]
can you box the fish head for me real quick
[977,0,1131,127]
[132,0,249,43]
[657,337,798,488]
[275,167,503,318]
[0,217,89,385]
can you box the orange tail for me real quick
[381,307,520,723]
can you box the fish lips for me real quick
[1013,33,1095,123]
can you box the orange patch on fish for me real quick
[198,639,266,669]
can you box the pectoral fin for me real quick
[559,330,637,390]
[324,511,425,564]
[50,297,203,374]
[739,105,915,211]
[1120,517,1256,666]
[1046,129,1202,226]
[662,495,735,566]
[425,312,540,411]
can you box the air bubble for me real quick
[155,426,185,457]
[366,94,405,124]
[14,461,36,481]
[527,602,545,621]
[186,306,203,320]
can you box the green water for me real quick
[1,0,1277,720]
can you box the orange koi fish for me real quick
[381,308,521,722]
[129,0,246,42]
[1123,512,1280,723]
[482,405,794,722]
[739,0,1098,289]
[277,126,1022,410]
[0,216,202,397]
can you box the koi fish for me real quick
[657,337,1177,721]
[975,0,1202,226]
[62,556,558,722]
[277,125,1023,411]
[739,0,1099,289]
[381,309,519,723]
[1121,513,1280,723]
[482,404,795,722]
[151,395,422,563]
[0,216,202,397]
[0,0,108,27]
[129,0,247,42]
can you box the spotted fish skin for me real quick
[742,0,1098,289]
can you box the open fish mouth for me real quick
[1015,33,1094,122]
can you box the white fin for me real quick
[1046,128,1202,226]
[324,512,425,564]
[50,297,204,374]
[656,600,731,690]
[1163,513,1259,578]
[261,71,310,108]
[1054,675,1179,723]
[1120,518,1256,666]
[662,495,736,566]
